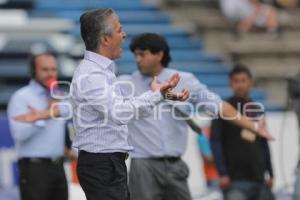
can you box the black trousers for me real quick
[77,150,130,200]
[18,159,68,200]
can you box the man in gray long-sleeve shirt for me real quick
[119,33,274,200]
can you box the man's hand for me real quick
[257,127,274,140]
[48,99,60,117]
[150,73,189,101]
[164,89,189,101]
[256,119,274,140]
[204,155,214,164]
[219,176,231,190]
[265,177,273,188]
[48,99,59,108]
[150,73,179,92]
[65,148,77,161]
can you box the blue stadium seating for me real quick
[30,10,171,24]
[120,50,221,62]
[122,37,203,50]
[211,87,266,100]
[0,0,283,111]
[116,61,231,75]
[36,0,158,11]
[0,86,24,105]
[196,75,229,87]
[70,24,188,38]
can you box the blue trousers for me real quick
[224,181,273,200]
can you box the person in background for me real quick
[71,9,189,200]
[220,0,279,33]
[7,52,73,200]
[210,65,274,200]
[119,33,273,200]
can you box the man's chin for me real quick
[114,54,122,60]
[140,71,152,77]
[113,49,123,59]
[36,80,49,89]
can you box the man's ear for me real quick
[100,35,110,47]
[157,51,164,62]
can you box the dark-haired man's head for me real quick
[29,53,57,88]
[130,33,171,76]
[80,8,126,60]
[229,64,253,98]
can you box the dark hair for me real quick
[80,8,117,52]
[29,52,56,78]
[130,33,171,67]
[229,64,253,79]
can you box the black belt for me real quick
[19,157,64,165]
[79,150,129,160]
[148,157,181,162]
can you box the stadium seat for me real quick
[116,61,232,75]
[70,24,188,38]
[210,87,266,100]
[123,36,202,50]
[36,0,158,11]
[120,50,221,62]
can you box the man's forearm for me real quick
[39,106,60,120]
[220,101,258,133]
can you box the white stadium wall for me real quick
[0,112,299,199]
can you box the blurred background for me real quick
[0,0,300,199]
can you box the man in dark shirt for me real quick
[210,65,273,200]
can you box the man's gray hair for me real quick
[80,8,119,51]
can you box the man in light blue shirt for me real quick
[120,33,273,200]
[71,9,189,200]
[7,53,71,200]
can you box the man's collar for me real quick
[29,79,48,95]
[156,68,170,83]
[135,68,172,86]
[230,95,252,102]
[84,50,114,70]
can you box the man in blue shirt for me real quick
[120,33,273,200]
[7,52,71,200]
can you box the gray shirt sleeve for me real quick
[183,73,223,116]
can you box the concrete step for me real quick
[194,9,300,33]
[226,37,300,56]
[235,58,300,78]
